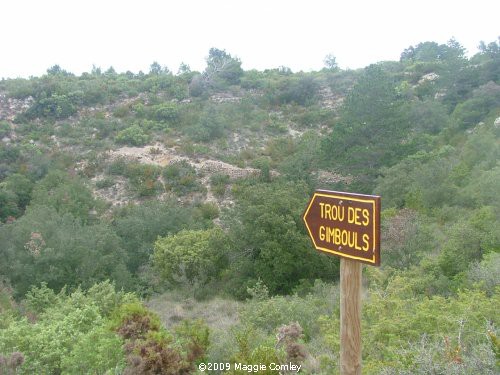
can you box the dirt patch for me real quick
[313,170,354,185]
[97,143,262,207]
[108,143,260,179]
[108,143,186,167]
[0,93,34,122]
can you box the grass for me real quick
[145,290,241,331]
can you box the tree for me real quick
[30,170,98,223]
[475,38,500,83]
[0,205,133,296]
[204,48,243,86]
[46,65,72,76]
[0,174,34,221]
[225,180,338,297]
[177,62,191,75]
[322,65,414,191]
[149,61,162,75]
[323,54,339,71]
[113,200,199,274]
[152,228,229,285]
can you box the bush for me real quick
[0,291,117,374]
[152,228,229,286]
[111,302,209,374]
[30,170,97,223]
[61,326,125,374]
[162,161,203,195]
[124,163,163,196]
[0,121,10,138]
[95,177,116,189]
[319,277,499,373]
[115,124,151,146]
[468,252,500,295]
[112,200,200,274]
[151,102,179,122]
[0,283,136,374]
[26,94,78,119]
[240,281,339,340]
[210,173,230,197]
[198,202,220,220]
[0,205,134,295]
[107,161,162,197]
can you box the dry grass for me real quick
[146,290,243,364]
[145,290,241,332]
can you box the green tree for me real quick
[149,61,163,75]
[1,173,34,212]
[0,189,19,221]
[474,37,500,83]
[113,200,199,274]
[0,205,133,296]
[204,48,243,87]
[323,54,339,71]
[30,170,98,223]
[322,65,414,191]
[153,228,229,285]
[225,180,338,297]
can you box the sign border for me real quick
[303,190,381,266]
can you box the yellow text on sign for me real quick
[319,203,370,226]
[318,226,370,251]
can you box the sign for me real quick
[303,190,381,266]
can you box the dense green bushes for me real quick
[0,205,133,296]
[0,281,133,374]
[222,179,339,297]
[320,276,499,373]
[0,281,209,374]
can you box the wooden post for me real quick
[340,258,362,375]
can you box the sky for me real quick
[1,0,499,79]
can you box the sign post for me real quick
[303,190,380,375]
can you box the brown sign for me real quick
[303,190,381,266]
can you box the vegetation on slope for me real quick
[0,39,499,373]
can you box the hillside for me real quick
[0,41,499,374]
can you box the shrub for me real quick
[95,177,116,189]
[162,161,203,195]
[152,228,229,286]
[111,302,209,374]
[210,173,230,197]
[0,282,139,374]
[107,161,162,197]
[240,281,339,340]
[112,104,128,119]
[115,124,151,146]
[198,202,220,220]
[112,200,199,274]
[111,302,162,340]
[151,102,179,122]
[0,121,10,138]
[227,326,281,375]
[61,326,125,374]
[125,163,163,196]
[26,94,78,119]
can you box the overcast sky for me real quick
[1,0,499,78]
